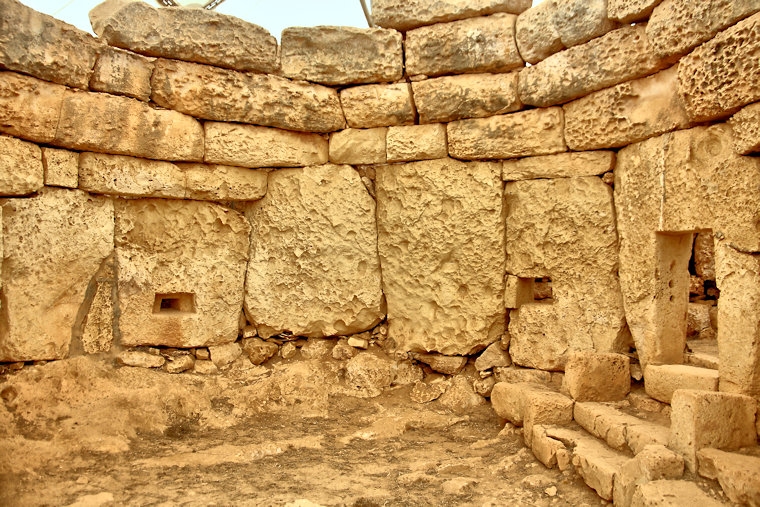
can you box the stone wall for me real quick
[1,0,759,397]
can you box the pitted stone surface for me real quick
[608,0,663,23]
[515,0,564,64]
[244,164,384,339]
[552,0,618,48]
[90,46,153,102]
[730,102,760,154]
[0,135,44,196]
[79,152,186,199]
[180,164,268,203]
[386,124,448,163]
[0,72,65,145]
[41,147,78,188]
[372,0,531,31]
[340,83,415,129]
[329,128,387,165]
[502,151,615,181]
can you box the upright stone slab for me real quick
[0,135,44,196]
[245,165,384,338]
[115,199,250,348]
[0,189,114,361]
[89,46,154,102]
[340,83,415,129]
[90,0,277,73]
[280,26,402,86]
[0,72,65,145]
[376,158,505,355]
[372,0,531,31]
[564,352,630,402]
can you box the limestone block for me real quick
[678,13,760,122]
[574,402,670,454]
[515,1,563,64]
[552,0,618,48]
[697,448,760,506]
[412,73,522,124]
[506,177,628,370]
[564,352,630,402]
[694,233,715,280]
[180,164,268,202]
[730,101,760,155]
[564,66,690,151]
[502,151,614,181]
[204,123,327,169]
[644,365,719,404]
[0,72,65,144]
[117,350,165,369]
[244,165,384,338]
[151,59,345,134]
[340,83,414,129]
[91,1,277,73]
[0,189,114,361]
[613,445,684,507]
[329,128,387,165]
[89,46,153,102]
[631,480,726,506]
[405,14,523,78]
[79,152,186,199]
[489,381,550,424]
[376,158,505,354]
[669,389,757,472]
[531,424,571,469]
[345,352,395,398]
[686,303,712,338]
[0,135,44,196]
[41,148,78,188]
[412,353,467,375]
[280,26,402,86]
[115,199,250,348]
[523,389,574,445]
[608,0,663,23]
[647,0,760,59]
[79,257,115,355]
[474,342,512,371]
[572,436,630,500]
[504,275,534,309]
[494,367,553,385]
[372,0,531,31]
[0,0,103,89]
[55,90,203,162]
[448,107,566,160]
[519,24,669,107]
[386,124,447,163]
[209,342,242,369]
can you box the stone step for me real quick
[631,479,727,506]
[685,340,719,370]
[644,364,719,403]
[573,401,670,455]
[697,448,760,506]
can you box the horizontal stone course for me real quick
[502,151,615,181]
[372,0,531,31]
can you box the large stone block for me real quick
[607,0,662,23]
[340,83,414,129]
[502,151,615,181]
[115,199,250,348]
[515,0,563,64]
[376,158,505,355]
[89,46,153,102]
[180,164,268,202]
[564,65,690,151]
[564,352,630,402]
[490,381,550,424]
[519,24,669,107]
[372,0,531,31]
[91,1,277,73]
[42,147,78,189]
[245,165,384,338]
[523,389,574,446]
[204,122,328,169]
[678,13,760,122]
[386,124,447,163]
[0,135,44,196]
[0,0,103,89]
[0,189,114,361]
[730,102,760,155]
[151,59,345,134]
[54,90,203,162]
[697,449,760,506]
[280,26,402,86]
[0,72,65,144]
[506,177,628,370]
[448,107,566,160]
[644,365,719,404]
[79,152,186,199]
[405,14,523,78]
[329,128,387,165]
[554,0,618,48]
[412,73,522,124]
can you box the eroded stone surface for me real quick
[515,0,563,64]
[608,0,663,23]
[41,147,78,188]
[340,83,414,129]
[0,72,66,144]
[372,0,531,31]
[90,46,153,102]
[613,445,684,507]
[631,480,725,506]
[386,124,448,163]
[0,135,44,196]
[697,448,760,506]
[502,151,615,181]
[329,128,387,165]
[644,365,719,403]
[180,164,268,202]
[79,152,186,199]
[729,101,760,155]
[553,0,618,48]
[564,352,630,402]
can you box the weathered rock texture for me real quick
[340,83,415,129]
[89,46,153,102]
[502,151,614,181]
[0,135,44,196]
[0,72,66,144]
[372,0,531,31]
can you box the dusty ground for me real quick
[0,355,606,507]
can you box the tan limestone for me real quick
[608,0,663,23]
[386,124,447,163]
[697,448,760,506]
[522,389,574,446]
[204,123,327,169]
[89,46,153,102]
[280,27,402,86]
[564,352,630,402]
[151,59,345,134]
[329,128,387,165]
[41,148,78,188]
[91,1,277,73]
[79,153,186,199]
[504,275,534,309]
[117,350,165,369]
[412,353,467,375]
[448,107,566,160]
[694,233,715,281]
[372,0,531,31]
[490,381,551,424]
[571,434,630,500]
[0,135,44,196]
[244,165,384,339]
[180,164,268,202]
[730,101,760,155]
[553,0,618,48]
[644,365,719,404]
[0,189,114,361]
[631,480,724,506]
[515,0,563,64]
[0,72,65,144]
[613,445,684,507]
[502,151,615,181]
[412,73,522,124]
[474,342,512,371]
[376,158,505,355]
[405,14,523,78]
[573,402,669,454]
[340,83,414,129]
[115,199,250,348]
[686,303,712,339]
[79,256,116,355]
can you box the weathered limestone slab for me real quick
[41,147,78,188]
[0,72,65,144]
[55,90,203,161]
[475,342,511,371]
[376,158,505,355]
[245,165,384,338]
[79,152,186,199]
[0,189,114,361]
[329,128,387,165]
[490,381,552,424]
[506,177,628,370]
[519,24,669,107]
[412,73,522,124]
[372,0,530,31]
[0,135,44,196]
[405,14,523,78]
[631,480,725,506]
[644,365,719,404]
[413,353,467,375]
[115,199,249,348]
[340,83,414,129]
[280,26,402,86]
[151,59,345,133]
[608,0,663,23]
[0,0,103,89]
[678,13,760,122]
[89,46,154,102]
[515,0,563,64]
[564,352,630,402]
[669,389,757,472]
[180,164,268,202]
[531,424,571,469]
[386,124,447,163]
[448,107,566,160]
[204,123,327,169]
[90,0,277,73]
[564,66,690,151]
[523,389,574,446]
[647,0,760,59]
[502,151,614,181]
[570,431,630,500]
[729,101,760,155]
[697,449,760,506]
[574,402,669,454]
[613,445,684,507]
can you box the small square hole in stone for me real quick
[533,277,553,302]
[153,293,195,314]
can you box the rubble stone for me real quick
[386,124,447,163]
[0,135,44,196]
[410,380,448,403]
[631,480,725,506]
[241,337,279,365]
[372,0,531,31]
[414,353,468,375]
[644,365,719,404]
[165,354,194,374]
[697,448,760,506]
[117,350,165,369]
[438,375,487,414]
[0,72,66,144]
[564,352,630,402]
[502,151,615,181]
[41,147,78,188]
[209,342,242,369]
[475,343,512,371]
[329,128,387,165]
[608,0,663,23]
[90,46,153,102]
[340,83,414,129]
[345,352,395,398]
[730,101,760,155]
